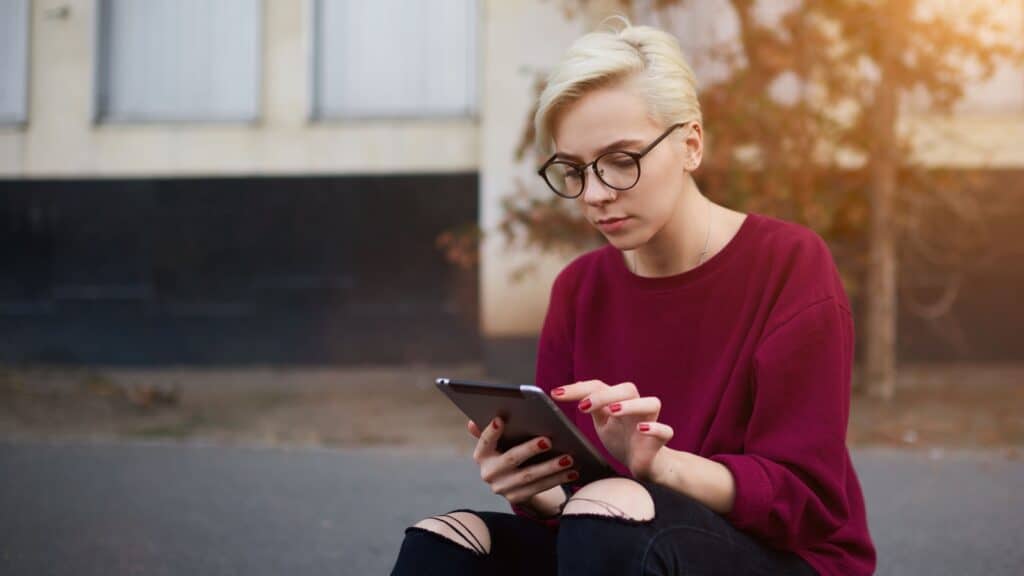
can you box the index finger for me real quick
[472,416,504,462]
[551,379,608,402]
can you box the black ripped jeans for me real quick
[390,477,818,576]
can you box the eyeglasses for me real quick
[537,122,690,199]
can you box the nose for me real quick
[581,165,616,206]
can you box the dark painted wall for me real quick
[854,173,1024,364]
[0,174,479,365]
[2,170,1020,372]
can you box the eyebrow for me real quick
[554,138,645,162]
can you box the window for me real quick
[313,0,479,119]
[0,0,29,125]
[96,0,261,123]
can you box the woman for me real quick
[391,17,876,576]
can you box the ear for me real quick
[683,123,704,172]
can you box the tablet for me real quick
[435,377,616,486]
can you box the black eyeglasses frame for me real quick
[537,121,691,199]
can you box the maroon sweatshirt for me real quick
[510,212,876,576]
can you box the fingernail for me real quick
[639,423,650,432]
[492,419,500,430]
[552,387,565,396]
[558,456,572,467]
[578,399,591,412]
[609,403,621,413]
[537,439,550,450]
[567,471,579,481]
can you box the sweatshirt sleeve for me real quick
[709,296,854,550]
[510,266,579,526]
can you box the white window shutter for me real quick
[0,0,29,125]
[314,0,478,119]
[97,0,261,123]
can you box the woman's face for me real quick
[550,83,693,252]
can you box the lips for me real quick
[596,216,632,233]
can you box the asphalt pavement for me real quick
[1,440,1021,575]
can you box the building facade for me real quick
[1,0,1021,374]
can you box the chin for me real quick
[601,231,647,252]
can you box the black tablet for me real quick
[435,377,616,486]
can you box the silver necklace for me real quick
[631,195,712,276]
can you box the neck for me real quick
[631,178,713,278]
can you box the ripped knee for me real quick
[562,477,655,522]
[411,511,491,555]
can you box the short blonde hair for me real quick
[534,15,703,156]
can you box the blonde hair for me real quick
[534,15,703,156]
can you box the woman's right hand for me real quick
[468,417,579,509]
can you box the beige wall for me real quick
[0,0,478,178]
[478,0,588,338]
[902,114,1024,168]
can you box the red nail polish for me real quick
[552,387,565,396]
[538,439,550,450]
[609,403,621,413]
[639,423,650,432]
[492,419,500,430]
[567,471,579,481]
[559,456,572,467]
[578,399,591,411]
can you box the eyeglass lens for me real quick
[542,151,640,198]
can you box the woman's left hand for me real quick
[552,380,674,480]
